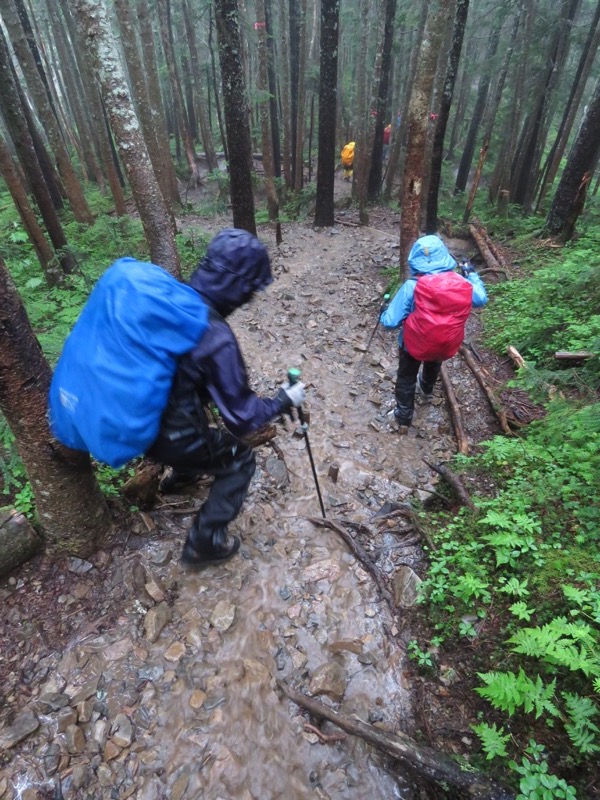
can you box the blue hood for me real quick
[408,235,456,276]
[190,229,273,316]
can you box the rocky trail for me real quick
[0,213,508,800]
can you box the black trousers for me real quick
[148,428,256,546]
[394,347,442,426]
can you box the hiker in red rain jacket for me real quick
[380,235,487,434]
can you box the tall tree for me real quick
[213,0,257,234]
[545,76,600,241]
[73,0,181,275]
[0,0,94,224]
[400,0,449,274]
[314,0,340,227]
[425,0,469,233]
[0,257,112,558]
[0,25,77,279]
[256,0,279,226]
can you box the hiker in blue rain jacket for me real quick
[147,229,305,569]
[380,235,487,433]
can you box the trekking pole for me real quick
[287,368,326,519]
[361,293,390,361]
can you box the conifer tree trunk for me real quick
[0,257,112,558]
[453,19,501,195]
[367,0,397,202]
[278,0,292,187]
[135,0,181,207]
[73,0,181,275]
[208,7,228,163]
[214,0,257,234]
[114,0,179,219]
[0,27,76,278]
[400,0,449,275]
[264,0,281,180]
[54,0,128,214]
[546,76,600,241]
[182,0,219,173]
[0,136,55,278]
[425,0,469,233]
[256,0,279,224]
[0,0,94,225]
[314,0,340,227]
[536,0,600,211]
[293,0,308,192]
[352,0,370,219]
[157,0,200,186]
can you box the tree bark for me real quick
[214,0,257,234]
[256,0,279,223]
[425,0,469,232]
[0,257,112,557]
[0,509,43,578]
[313,0,340,227]
[0,135,55,279]
[73,0,181,275]
[0,0,94,225]
[293,0,308,192]
[0,25,77,278]
[400,0,449,276]
[545,76,600,241]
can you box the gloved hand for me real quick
[461,261,475,277]
[278,381,306,411]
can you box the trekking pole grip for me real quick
[287,368,306,426]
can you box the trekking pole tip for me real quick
[287,367,302,385]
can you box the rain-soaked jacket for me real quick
[155,229,285,443]
[380,235,487,349]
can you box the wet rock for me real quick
[104,739,122,761]
[391,566,423,607]
[302,558,341,583]
[308,662,347,701]
[172,772,189,800]
[103,636,133,662]
[144,575,166,602]
[190,689,207,709]
[287,646,308,670]
[111,713,134,747]
[37,692,70,713]
[144,601,172,643]
[56,706,78,732]
[67,557,94,575]
[164,641,186,662]
[328,639,363,656]
[0,709,39,750]
[210,601,236,632]
[65,723,85,754]
[266,456,289,487]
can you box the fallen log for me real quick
[242,423,277,448]
[459,345,513,436]
[468,223,502,272]
[440,364,469,455]
[308,516,396,612]
[0,508,43,577]
[554,350,594,362]
[422,461,476,510]
[277,681,515,800]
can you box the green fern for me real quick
[472,722,511,760]
[476,670,558,718]
[562,692,600,755]
[508,619,600,678]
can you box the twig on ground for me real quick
[440,363,469,455]
[303,722,346,744]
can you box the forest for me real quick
[0,0,599,797]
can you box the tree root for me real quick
[440,363,469,454]
[277,681,515,800]
[422,460,476,511]
[459,345,513,435]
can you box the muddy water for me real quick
[123,225,455,798]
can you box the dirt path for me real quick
[0,217,501,800]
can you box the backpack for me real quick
[403,272,472,362]
[341,142,355,168]
[48,258,208,468]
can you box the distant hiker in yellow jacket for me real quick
[341,141,355,180]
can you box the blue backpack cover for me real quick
[48,257,208,467]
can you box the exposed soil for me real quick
[0,191,542,799]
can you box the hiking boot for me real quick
[181,529,241,570]
[159,467,204,494]
[416,375,433,400]
[391,409,411,434]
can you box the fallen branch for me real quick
[459,345,513,435]
[554,350,594,362]
[308,516,396,612]
[468,223,502,272]
[471,219,510,272]
[303,722,346,744]
[422,460,476,511]
[477,267,510,279]
[277,681,515,800]
[440,363,469,455]
[241,423,277,448]
[507,345,526,369]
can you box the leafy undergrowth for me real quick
[408,227,600,798]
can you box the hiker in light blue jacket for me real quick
[380,235,487,432]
